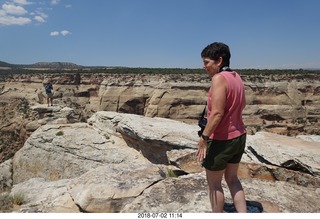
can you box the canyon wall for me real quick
[0,72,319,163]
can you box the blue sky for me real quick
[1,0,320,69]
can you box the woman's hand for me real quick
[196,137,207,164]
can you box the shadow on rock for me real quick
[224,200,263,213]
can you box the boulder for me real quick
[69,159,164,212]
[12,123,141,183]
[88,111,199,164]
[245,132,320,175]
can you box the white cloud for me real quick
[37,11,48,19]
[2,3,28,15]
[61,30,71,36]
[34,15,45,23]
[50,30,72,37]
[32,11,47,23]
[51,0,60,5]
[0,14,31,25]
[50,31,59,36]
[13,0,33,5]
[0,3,31,25]
[0,10,6,16]
[0,1,60,26]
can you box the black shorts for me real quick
[202,133,246,171]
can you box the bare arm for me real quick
[202,74,227,137]
[196,74,227,163]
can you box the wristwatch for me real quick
[201,134,210,142]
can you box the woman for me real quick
[196,42,247,213]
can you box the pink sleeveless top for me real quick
[207,71,246,140]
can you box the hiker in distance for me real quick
[196,42,247,213]
[44,81,54,107]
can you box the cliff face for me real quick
[0,72,320,213]
[0,72,319,163]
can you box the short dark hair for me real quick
[201,42,231,67]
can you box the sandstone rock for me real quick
[88,111,199,164]
[1,71,319,214]
[9,170,320,213]
[242,177,320,213]
[121,173,212,213]
[245,132,320,175]
[98,80,208,120]
[0,159,12,190]
[167,149,202,174]
[1,73,320,149]
[30,104,77,124]
[238,162,320,188]
[69,159,165,212]
[25,121,41,132]
[10,178,79,213]
[12,122,141,184]
[3,111,320,213]
[296,135,320,143]
[121,172,320,213]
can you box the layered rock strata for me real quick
[0,111,318,213]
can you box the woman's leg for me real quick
[205,168,225,212]
[224,163,247,212]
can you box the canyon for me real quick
[0,71,319,212]
[0,71,319,164]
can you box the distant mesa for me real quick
[0,61,128,72]
[0,61,13,68]
[29,62,81,69]
[0,60,84,70]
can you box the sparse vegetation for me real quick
[0,191,25,212]
[295,117,305,124]
[11,193,24,205]
[17,98,30,118]
[167,168,178,178]
[1,63,320,77]
[56,131,64,136]
[80,117,87,123]
[104,134,110,139]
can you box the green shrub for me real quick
[56,131,64,136]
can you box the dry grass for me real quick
[0,189,25,212]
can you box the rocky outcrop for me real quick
[244,78,320,135]
[2,111,319,213]
[2,72,318,165]
[0,72,320,212]
[0,159,12,190]
[1,73,319,134]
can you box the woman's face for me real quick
[202,57,221,77]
